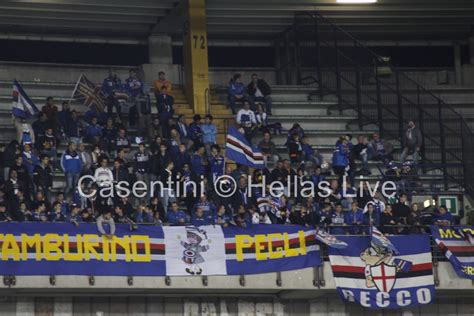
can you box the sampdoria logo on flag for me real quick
[431,225,474,279]
[12,79,39,119]
[328,234,435,309]
[71,74,107,112]
[225,127,264,169]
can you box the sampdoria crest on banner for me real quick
[361,242,413,293]
[180,226,210,275]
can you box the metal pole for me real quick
[284,31,292,85]
[314,15,323,101]
[355,65,362,130]
[438,99,448,190]
[274,38,281,85]
[293,24,301,85]
[333,27,342,112]
[376,71,384,139]
[417,86,426,173]
[395,70,404,142]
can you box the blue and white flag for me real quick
[431,226,474,279]
[315,229,348,249]
[329,235,435,309]
[225,127,264,169]
[12,79,39,119]
[371,226,399,255]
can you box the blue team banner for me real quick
[0,223,320,276]
[431,226,474,279]
[328,235,435,309]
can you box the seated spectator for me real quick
[247,73,272,115]
[301,136,323,168]
[236,101,257,142]
[215,205,232,227]
[67,203,82,226]
[368,132,393,163]
[201,114,217,154]
[258,132,278,167]
[115,128,131,155]
[97,210,116,238]
[22,143,39,177]
[31,201,48,222]
[154,71,172,96]
[0,203,12,222]
[432,205,454,226]
[167,201,187,226]
[234,204,252,227]
[192,207,213,226]
[400,120,422,166]
[329,203,346,235]
[84,116,103,145]
[380,204,402,234]
[286,123,305,145]
[345,202,363,234]
[50,201,66,222]
[318,203,333,228]
[392,193,411,225]
[228,73,246,114]
[362,202,380,232]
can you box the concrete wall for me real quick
[1,294,474,316]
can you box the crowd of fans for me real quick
[0,69,455,234]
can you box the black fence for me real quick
[274,12,474,197]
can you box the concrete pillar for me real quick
[454,43,463,85]
[16,297,34,316]
[182,0,210,114]
[148,34,173,65]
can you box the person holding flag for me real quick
[12,79,39,145]
[225,127,264,170]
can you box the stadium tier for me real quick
[1,1,474,315]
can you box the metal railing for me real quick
[274,12,474,197]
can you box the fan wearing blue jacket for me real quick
[61,142,82,199]
[332,137,350,184]
[102,69,123,120]
[201,114,217,154]
[227,73,247,114]
[432,205,455,226]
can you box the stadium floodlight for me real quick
[337,0,377,3]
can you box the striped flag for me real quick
[225,127,264,169]
[12,79,39,119]
[371,226,399,255]
[71,74,106,112]
[328,235,435,309]
[431,226,474,280]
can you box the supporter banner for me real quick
[431,226,474,279]
[0,223,320,276]
[328,235,435,309]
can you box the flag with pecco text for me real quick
[328,234,435,309]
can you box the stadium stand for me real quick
[1,0,474,315]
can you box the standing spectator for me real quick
[247,73,272,115]
[57,101,71,131]
[362,202,380,231]
[156,86,174,138]
[101,118,117,155]
[11,155,31,199]
[102,69,123,121]
[61,142,82,199]
[332,137,349,184]
[400,120,422,166]
[3,140,21,181]
[329,203,346,235]
[258,132,278,167]
[236,101,257,142]
[33,154,53,201]
[166,201,187,226]
[133,142,150,200]
[189,115,203,150]
[209,145,224,180]
[176,115,189,144]
[41,97,59,129]
[78,142,92,175]
[97,210,116,238]
[191,146,208,178]
[201,114,217,154]
[287,133,303,166]
[154,71,172,96]
[32,112,49,142]
[38,127,59,169]
[64,110,83,143]
[124,68,145,127]
[352,135,370,175]
[17,119,35,146]
[227,73,246,114]
[392,193,411,225]
[380,204,401,234]
[301,136,323,168]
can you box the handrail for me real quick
[277,11,474,197]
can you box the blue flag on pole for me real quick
[12,79,39,119]
[225,127,264,169]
